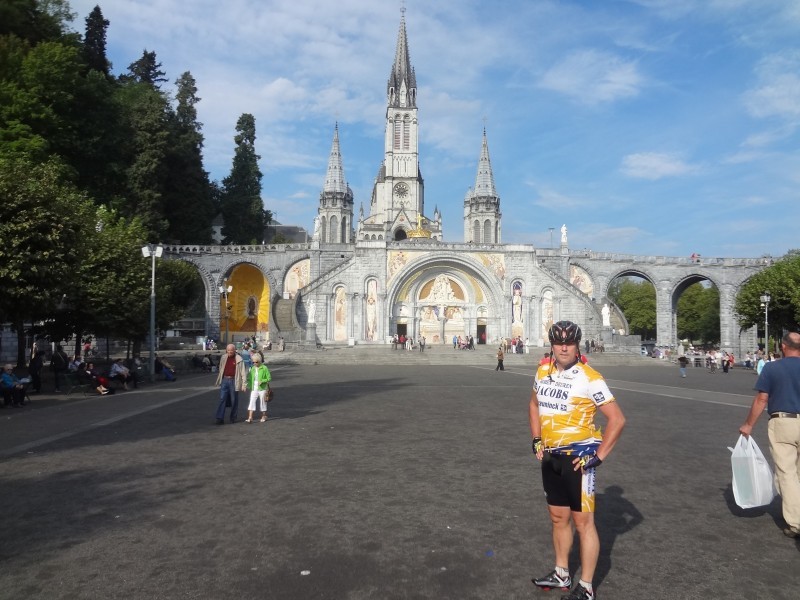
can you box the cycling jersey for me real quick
[533,361,615,455]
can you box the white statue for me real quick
[601,303,611,327]
[560,224,568,245]
[307,299,316,324]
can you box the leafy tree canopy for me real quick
[735,254,800,334]
[677,283,720,345]
[608,277,656,340]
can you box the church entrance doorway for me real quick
[396,324,407,338]
[476,323,487,344]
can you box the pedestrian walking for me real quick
[245,352,271,423]
[214,344,247,424]
[739,332,800,539]
[678,355,688,378]
[496,346,505,371]
[29,350,44,393]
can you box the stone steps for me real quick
[263,345,660,367]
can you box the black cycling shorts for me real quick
[541,452,597,513]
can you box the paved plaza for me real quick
[1,353,798,599]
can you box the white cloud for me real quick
[743,51,800,121]
[538,49,644,105]
[620,152,699,179]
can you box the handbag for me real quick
[266,386,274,402]
[729,434,776,509]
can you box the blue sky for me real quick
[68,0,799,258]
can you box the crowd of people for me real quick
[390,334,427,351]
[675,347,778,377]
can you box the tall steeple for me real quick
[464,128,501,244]
[317,123,354,243]
[387,9,416,108]
[473,128,498,198]
[323,123,347,194]
[359,8,441,242]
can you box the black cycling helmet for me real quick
[548,320,582,345]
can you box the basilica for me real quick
[168,13,764,355]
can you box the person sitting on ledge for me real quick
[110,358,136,390]
[1,364,28,407]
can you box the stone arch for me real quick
[385,252,505,344]
[473,220,480,243]
[203,260,277,342]
[667,272,724,351]
[483,219,492,243]
[320,216,327,242]
[394,228,407,241]
[341,216,348,243]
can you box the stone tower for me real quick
[463,128,501,243]
[317,123,354,243]
[359,9,442,242]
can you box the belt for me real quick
[223,376,234,379]
[770,412,800,419]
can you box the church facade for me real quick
[167,13,766,355]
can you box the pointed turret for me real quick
[318,123,354,243]
[323,123,347,194]
[387,11,416,108]
[463,128,501,244]
[473,128,498,198]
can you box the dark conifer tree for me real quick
[162,71,214,243]
[83,5,110,75]
[221,113,268,244]
[124,49,167,87]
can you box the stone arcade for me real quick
[167,13,767,355]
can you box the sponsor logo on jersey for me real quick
[593,391,605,402]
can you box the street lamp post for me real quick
[141,244,163,383]
[219,280,233,345]
[760,291,771,354]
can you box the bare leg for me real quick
[548,505,574,569]
[572,510,600,584]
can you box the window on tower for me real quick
[394,117,401,149]
[403,116,410,150]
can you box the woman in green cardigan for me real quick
[245,352,272,423]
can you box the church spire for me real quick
[463,127,501,244]
[318,123,354,243]
[323,122,347,194]
[387,9,416,108]
[473,128,497,198]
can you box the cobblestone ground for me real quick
[1,361,797,599]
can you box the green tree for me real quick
[608,278,656,340]
[115,81,170,239]
[677,283,719,345]
[0,156,92,364]
[0,0,71,43]
[735,254,800,339]
[162,71,214,243]
[82,5,110,75]
[155,259,205,329]
[124,49,167,87]
[221,113,268,244]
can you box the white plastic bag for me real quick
[728,434,776,509]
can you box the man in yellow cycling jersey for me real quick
[529,321,626,600]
